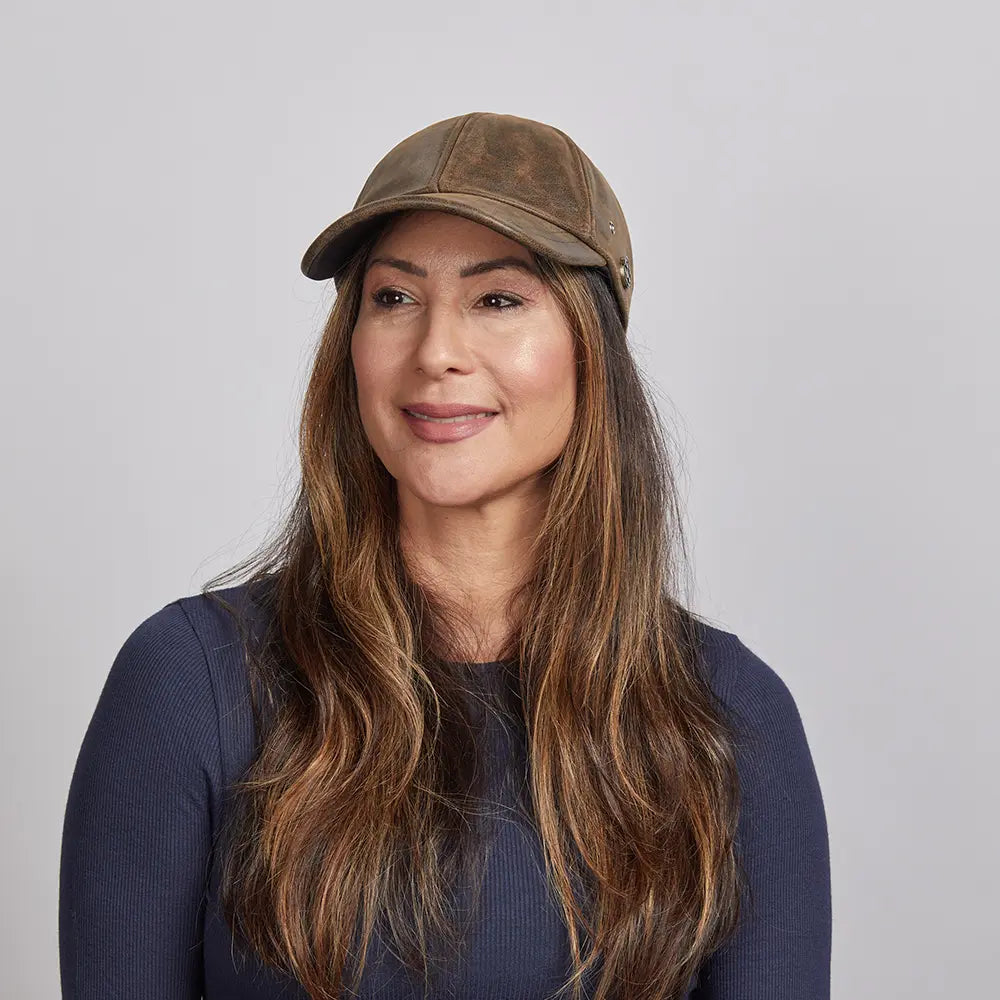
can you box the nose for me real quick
[411,302,476,376]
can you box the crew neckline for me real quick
[443,658,516,669]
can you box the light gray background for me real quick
[3,2,996,997]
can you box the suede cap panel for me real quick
[437,115,593,236]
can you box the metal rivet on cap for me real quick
[608,220,616,234]
[619,255,632,289]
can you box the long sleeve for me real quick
[59,600,221,999]
[693,636,832,998]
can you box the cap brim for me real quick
[300,191,606,280]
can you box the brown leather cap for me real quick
[300,111,634,326]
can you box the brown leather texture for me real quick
[300,112,634,326]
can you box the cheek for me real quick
[350,330,375,391]
[503,334,577,413]
[352,330,394,409]
[350,333,391,450]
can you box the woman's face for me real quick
[351,209,577,510]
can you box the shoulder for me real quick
[692,617,827,835]
[174,577,273,653]
[72,597,226,804]
[693,618,808,748]
[102,579,269,786]
[175,579,273,780]
[102,598,214,732]
[693,616,829,854]
[110,580,257,706]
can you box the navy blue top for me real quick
[59,583,831,998]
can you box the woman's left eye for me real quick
[480,292,523,311]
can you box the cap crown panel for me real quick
[354,116,460,207]
[438,114,591,233]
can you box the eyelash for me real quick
[370,288,524,312]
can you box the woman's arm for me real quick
[59,601,220,998]
[694,637,832,998]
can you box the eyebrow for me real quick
[365,255,541,280]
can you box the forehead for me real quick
[371,209,535,264]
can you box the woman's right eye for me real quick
[371,288,413,309]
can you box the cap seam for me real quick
[569,140,596,243]
[431,113,478,193]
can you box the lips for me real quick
[401,402,499,418]
[401,406,498,442]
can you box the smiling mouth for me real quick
[402,409,497,423]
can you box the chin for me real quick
[401,476,502,510]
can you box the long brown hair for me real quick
[202,211,746,1000]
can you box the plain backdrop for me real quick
[2,2,996,997]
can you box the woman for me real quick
[59,112,831,999]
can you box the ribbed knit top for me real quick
[59,583,831,998]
